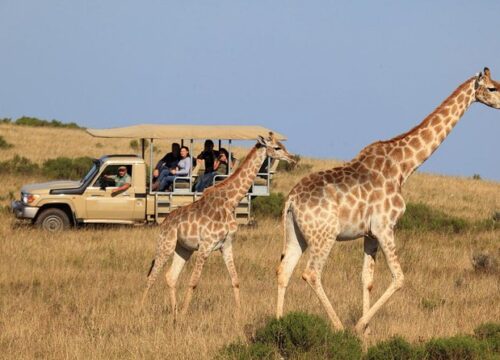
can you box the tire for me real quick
[35,208,71,232]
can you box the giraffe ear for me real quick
[475,71,484,89]
[257,135,267,146]
[484,67,491,79]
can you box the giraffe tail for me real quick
[280,196,293,261]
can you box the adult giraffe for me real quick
[142,133,294,321]
[276,68,500,335]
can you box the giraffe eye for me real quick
[274,146,282,150]
[487,87,498,92]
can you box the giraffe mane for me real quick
[202,144,260,196]
[356,76,476,157]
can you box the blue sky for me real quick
[1,1,499,180]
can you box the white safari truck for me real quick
[11,124,286,231]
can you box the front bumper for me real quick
[11,200,39,219]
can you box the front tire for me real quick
[35,208,71,232]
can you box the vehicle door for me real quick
[84,164,136,220]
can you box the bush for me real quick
[365,336,416,360]
[252,192,285,219]
[130,139,149,152]
[14,116,82,129]
[0,135,13,149]
[397,203,469,233]
[0,155,39,175]
[471,252,498,274]
[423,335,488,360]
[42,157,93,180]
[474,323,500,353]
[0,117,12,124]
[255,312,361,359]
[216,342,277,360]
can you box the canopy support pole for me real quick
[149,138,154,194]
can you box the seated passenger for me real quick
[152,143,180,190]
[195,148,230,192]
[196,140,219,174]
[158,146,192,191]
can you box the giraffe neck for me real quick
[388,77,477,183]
[218,145,267,207]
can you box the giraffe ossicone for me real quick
[276,68,500,336]
[141,132,295,321]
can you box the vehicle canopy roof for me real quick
[86,124,287,141]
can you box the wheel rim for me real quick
[43,215,63,232]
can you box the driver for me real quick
[104,166,131,196]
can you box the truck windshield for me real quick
[81,162,99,184]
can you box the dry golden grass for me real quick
[0,124,499,359]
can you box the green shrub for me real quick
[14,116,82,129]
[254,312,361,359]
[0,155,39,175]
[216,342,277,360]
[365,336,416,360]
[252,192,285,219]
[0,135,13,149]
[0,117,12,124]
[397,202,469,233]
[130,139,149,152]
[255,312,333,356]
[326,330,363,360]
[42,157,93,180]
[474,323,500,353]
[423,335,488,360]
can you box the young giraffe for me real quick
[276,68,500,335]
[142,133,294,321]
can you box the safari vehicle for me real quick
[11,124,286,231]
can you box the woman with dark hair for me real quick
[159,146,192,191]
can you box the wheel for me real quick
[35,208,71,232]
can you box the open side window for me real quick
[93,165,133,188]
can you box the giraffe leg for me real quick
[141,229,177,308]
[220,235,241,312]
[181,247,211,315]
[355,228,404,335]
[276,211,307,318]
[302,238,344,330]
[165,245,193,323]
[361,236,378,336]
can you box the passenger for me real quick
[195,147,230,192]
[196,140,219,174]
[158,146,192,191]
[104,166,131,196]
[152,143,180,191]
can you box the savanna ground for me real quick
[0,123,499,359]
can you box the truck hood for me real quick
[21,180,82,194]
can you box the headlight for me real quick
[22,193,39,204]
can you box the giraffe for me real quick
[276,68,500,336]
[141,132,294,321]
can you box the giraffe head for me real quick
[475,67,500,109]
[257,132,296,164]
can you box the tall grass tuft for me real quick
[0,136,13,149]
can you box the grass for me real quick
[0,124,499,359]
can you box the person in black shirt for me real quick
[196,140,219,174]
[152,143,180,191]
